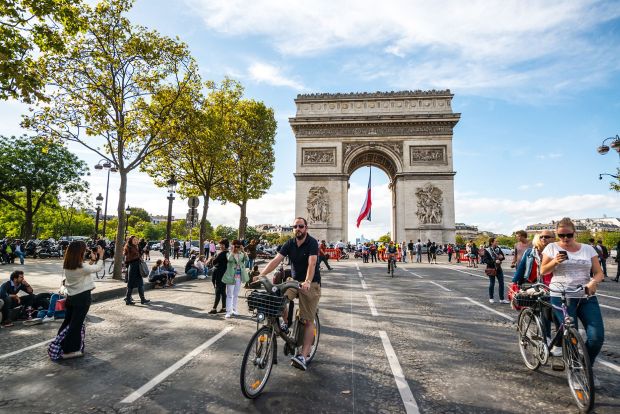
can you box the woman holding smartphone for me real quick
[54,241,103,359]
[541,217,605,387]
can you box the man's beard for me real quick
[295,231,305,240]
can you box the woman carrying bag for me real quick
[222,240,249,319]
[124,235,150,305]
[49,241,103,360]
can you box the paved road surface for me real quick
[1,260,619,413]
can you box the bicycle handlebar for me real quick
[528,282,584,295]
[250,276,300,295]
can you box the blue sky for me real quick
[2,0,620,240]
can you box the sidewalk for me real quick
[0,252,195,303]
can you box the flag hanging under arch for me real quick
[356,168,372,228]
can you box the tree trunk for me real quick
[112,171,128,280]
[23,188,34,240]
[199,192,211,249]
[238,200,248,240]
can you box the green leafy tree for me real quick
[0,0,86,103]
[143,78,241,249]
[213,225,238,241]
[218,98,277,240]
[455,235,466,246]
[127,207,150,223]
[0,136,88,239]
[24,0,199,279]
[378,233,391,243]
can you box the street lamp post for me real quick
[125,206,131,240]
[596,134,620,184]
[94,160,118,238]
[164,176,178,259]
[94,193,103,242]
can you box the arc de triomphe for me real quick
[289,90,460,244]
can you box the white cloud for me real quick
[536,153,563,160]
[186,0,620,99]
[248,62,305,90]
[518,182,544,190]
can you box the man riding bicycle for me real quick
[257,217,321,372]
[386,241,398,274]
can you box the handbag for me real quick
[139,260,149,278]
[55,298,66,312]
[484,267,497,277]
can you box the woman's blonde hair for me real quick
[532,234,544,251]
[555,217,576,232]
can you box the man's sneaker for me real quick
[280,321,289,334]
[499,299,510,304]
[489,299,495,304]
[42,315,55,323]
[291,355,307,371]
[550,346,562,357]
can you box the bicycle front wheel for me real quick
[517,308,543,370]
[240,326,276,399]
[563,327,594,412]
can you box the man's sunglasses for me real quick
[539,235,554,239]
[557,233,574,238]
[292,225,306,229]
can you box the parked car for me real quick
[499,246,514,256]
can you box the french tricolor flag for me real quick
[356,169,372,228]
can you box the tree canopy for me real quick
[0,0,86,103]
[0,136,88,238]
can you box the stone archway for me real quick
[290,90,460,244]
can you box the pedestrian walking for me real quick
[50,241,103,360]
[415,239,422,263]
[429,242,437,264]
[401,241,407,263]
[124,236,150,305]
[596,240,609,279]
[482,237,508,304]
[246,239,258,269]
[173,239,180,259]
[318,240,332,270]
[138,238,147,260]
[209,240,216,258]
[447,244,453,263]
[408,240,414,262]
[223,240,249,318]
[208,239,229,314]
[369,243,377,262]
[426,239,432,263]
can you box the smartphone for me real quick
[558,250,568,258]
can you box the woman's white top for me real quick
[542,242,598,298]
[64,261,104,296]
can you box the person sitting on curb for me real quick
[185,255,199,280]
[195,255,208,279]
[161,258,177,287]
[0,270,36,327]
[148,259,168,288]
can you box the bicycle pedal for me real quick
[551,359,566,371]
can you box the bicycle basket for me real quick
[512,291,549,308]
[247,290,286,317]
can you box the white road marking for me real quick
[358,271,363,278]
[361,279,368,290]
[598,358,620,374]
[0,339,53,360]
[597,293,620,300]
[437,265,486,279]
[600,303,620,312]
[120,326,234,404]
[408,271,424,279]
[365,294,379,316]
[355,263,360,271]
[379,331,420,414]
[463,297,515,322]
[428,280,451,292]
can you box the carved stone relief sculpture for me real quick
[410,146,446,164]
[415,183,443,224]
[302,148,336,165]
[307,186,330,223]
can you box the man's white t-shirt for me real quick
[542,242,598,298]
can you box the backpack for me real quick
[48,324,85,361]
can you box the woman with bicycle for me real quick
[541,217,605,387]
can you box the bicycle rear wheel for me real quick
[517,308,543,370]
[240,326,275,399]
[563,327,594,413]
